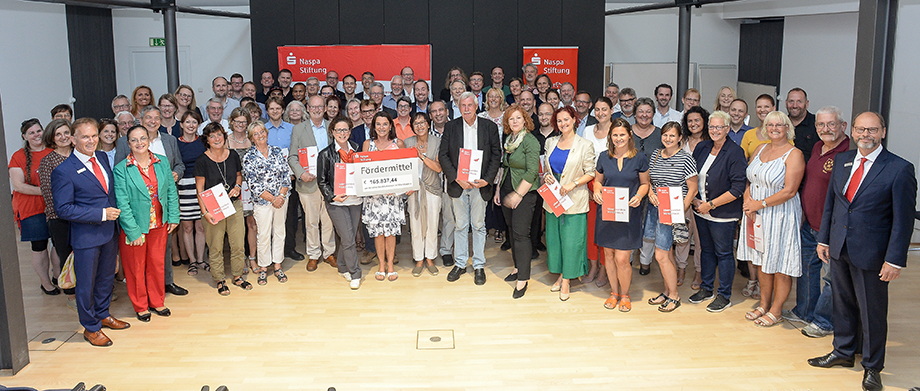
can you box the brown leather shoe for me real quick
[100,316,131,330]
[83,330,113,347]
[324,255,338,268]
[306,259,319,271]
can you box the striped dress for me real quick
[737,147,802,276]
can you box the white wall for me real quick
[0,1,73,164]
[778,12,859,124]
[604,5,740,102]
[887,0,920,203]
[111,6,251,101]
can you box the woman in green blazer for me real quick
[114,125,179,322]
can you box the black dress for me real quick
[594,152,648,250]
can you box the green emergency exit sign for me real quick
[149,38,166,47]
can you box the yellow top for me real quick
[740,127,794,159]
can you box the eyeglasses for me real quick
[361,109,376,114]
[332,128,350,134]
[620,98,636,103]
[815,122,838,129]
[709,125,729,131]
[413,121,428,127]
[852,126,881,135]
[308,105,325,110]
[368,92,384,97]
[765,123,788,129]
[575,100,591,105]
[232,120,248,126]
[113,104,130,110]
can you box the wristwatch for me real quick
[761,199,767,208]
[708,201,715,209]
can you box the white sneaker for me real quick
[801,323,832,338]
[782,309,807,325]
[350,278,361,290]
[340,272,352,281]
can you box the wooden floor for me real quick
[3,232,920,391]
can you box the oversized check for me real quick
[352,148,420,196]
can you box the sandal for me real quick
[658,296,681,312]
[745,306,767,321]
[618,295,632,313]
[647,293,668,306]
[676,267,686,286]
[604,293,620,310]
[249,257,259,275]
[751,282,762,299]
[742,280,758,297]
[257,270,268,286]
[187,263,198,276]
[201,261,211,272]
[274,268,288,283]
[216,280,230,296]
[754,312,784,327]
[387,271,398,282]
[691,274,701,290]
[375,271,386,281]
[233,277,253,290]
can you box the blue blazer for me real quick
[817,148,916,269]
[350,124,368,151]
[692,139,747,219]
[51,151,118,250]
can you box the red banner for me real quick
[523,46,579,90]
[278,45,431,83]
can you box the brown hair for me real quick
[607,117,637,159]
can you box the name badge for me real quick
[844,162,853,167]
[76,168,87,174]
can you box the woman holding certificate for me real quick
[362,112,406,282]
[195,123,250,296]
[737,111,804,327]
[645,122,698,313]
[404,112,443,278]
[542,106,596,301]
[493,105,540,299]
[318,117,365,289]
[242,121,291,286]
[592,118,649,311]
[114,125,180,321]
[689,111,748,314]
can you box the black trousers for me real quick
[830,246,889,370]
[501,180,537,281]
[48,218,75,295]
[284,188,301,253]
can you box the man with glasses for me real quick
[197,98,229,134]
[368,82,397,117]
[229,73,245,100]
[400,66,417,101]
[305,77,321,98]
[111,95,131,116]
[115,111,135,136]
[199,76,239,119]
[604,82,621,113]
[468,72,485,112]
[808,112,916,391]
[289,95,337,272]
[612,87,637,125]
[325,70,346,101]
[785,106,849,339]
[573,91,598,137]
[786,87,818,162]
[680,88,701,116]
[382,75,405,111]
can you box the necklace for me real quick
[230,132,247,144]
[210,149,231,192]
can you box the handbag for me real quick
[58,252,76,289]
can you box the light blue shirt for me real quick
[265,120,293,149]
[312,120,329,150]
[382,93,405,111]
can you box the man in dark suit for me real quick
[438,92,502,285]
[52,118,132,347]
[808,112,916,391]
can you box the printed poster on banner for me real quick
[457,148,483,182]
[523,47,579,90]
[334,163,357,196]
[538,181,574,217]
[353,148,419,196]
[656,186,684,225]
[199,184,236,222]
[602,187,629,222]
[277,45,432,88]
[746,213,765,252]
[298,146,318,176]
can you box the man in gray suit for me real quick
[289,95,337,272]
[114,105,188,296]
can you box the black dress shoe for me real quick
[136,312,151,322]
[504,272,518,282]
[474,268,486,285]
[442,254,454,267]
[863,368,882,391]
[500,240,512,251]
[41,285,62,295]
[534,242,546,251]
[165,283,188,296]
[149,307,171,317]
[532,249,539,259]
[285,250,305,261]
[807,352,855,368]
[512,282,528,299]
[446,266,466,282]
[180,258,191,265]
[738,260,750,278]
[172,260,182,267]
[639,265,651,275]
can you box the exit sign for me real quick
[149,38,166,47]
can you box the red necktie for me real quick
[844,157,866,202]
[89,156,108,193]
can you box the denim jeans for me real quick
[694,215,736,299]
[452,188,487,269]
[793,224,824,322]
[811,262,834,331]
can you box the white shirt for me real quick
[74,149,110,221]
[462,117,478,151]
[148,132,166,157]
[653,108,683,128]
[843,145,883,197]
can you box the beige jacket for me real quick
[542,134,596,214]
[287,119,329,194]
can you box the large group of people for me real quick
[10,64,915,391]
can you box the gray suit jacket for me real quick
[114,131,185,179]
[287,119,330,194]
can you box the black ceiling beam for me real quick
[25,0,250,18]
[606,0,743,16]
